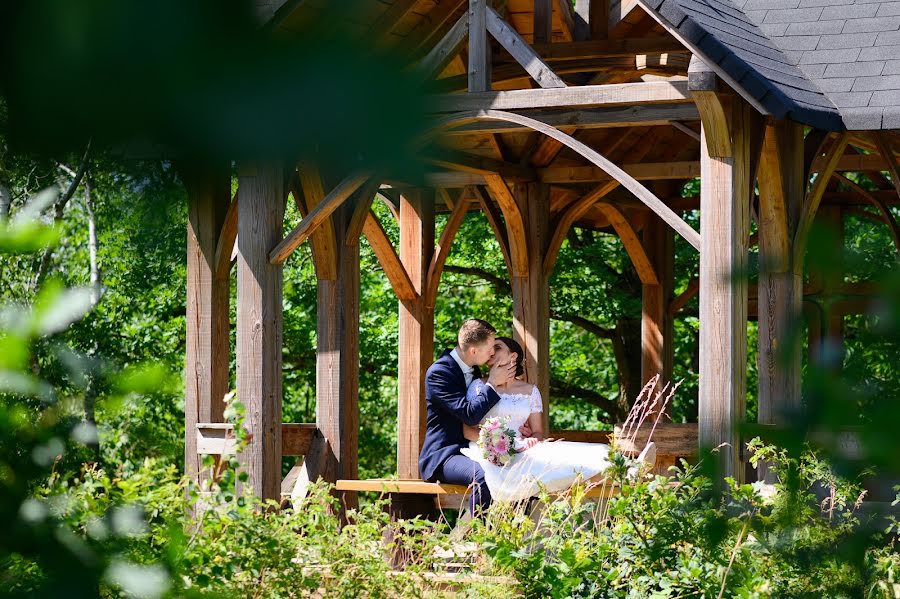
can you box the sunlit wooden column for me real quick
[236,161,284,500]
[397,189,435,480]
[757,120,804,482]
[511,182,551,432]
[641,212,674,387]
[692,58,753,482]
[184,164,232,484]
[314,202,361,508]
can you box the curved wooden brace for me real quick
[346,179,382,245]
[473,186,513,275]
[483,173,529,277]
[543,180,619,277]
[289,166,339,280]
[214,191,239,279]
[430,110,701,252]
[361,211,418,301]
[425,190,470,308]
[833,172,900,254]
[794,133,849,266]
[269,170,371,265]
[594,202,659,285]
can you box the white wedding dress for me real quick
[460,379,612,502]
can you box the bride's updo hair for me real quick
[496,337,525,378]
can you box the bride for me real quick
[460,337,649,502]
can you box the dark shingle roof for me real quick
[638,0,900,130]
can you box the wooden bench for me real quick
[335,478,622,514]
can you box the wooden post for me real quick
[511,182,551,432]
[692,58,752,482]
[236,162,284,500]
[397,190,435,480]
[469,0,491,92]
[184,164,231,484]
[315,201,361,509]
[757,121,804,482]
[641,212,673,387]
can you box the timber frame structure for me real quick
[185,0,900,505]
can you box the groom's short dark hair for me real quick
[458,319,496,349]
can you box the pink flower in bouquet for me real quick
[478,416,517,467]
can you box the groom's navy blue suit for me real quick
[419,349,502,513]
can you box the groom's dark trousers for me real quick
[418,349,501,515]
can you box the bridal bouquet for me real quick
[478,416,518,466]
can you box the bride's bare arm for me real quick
[527,413,544,441]
[463,423,479,442]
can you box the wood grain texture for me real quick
[596,202,658,284]
[756,120,804,483]
[697,100,751,482]
[534,0,552,43]
[213,191,239,279]
[416,12,469,80]
[794,134,848,266]
[196,422,316,456]
[431,80,691,111]
[486,6,565,88]
[362,211,418,301]
[511,182,551,432]
[484,173,530,276]
[346,179,382,245]
[641,213,673,387]
[184,165,231,484]
[236,161,284,500]
[469,0,491,92]
[543,180,619,276]
[473,185,513,274]
[269,171,370,265]
[397,190,435,479]
[539,161,700,183]
[289,167,337,280]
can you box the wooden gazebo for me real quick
[184,0,900,504]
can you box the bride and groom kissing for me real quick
[418,319,615,515]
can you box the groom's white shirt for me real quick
[450,348,474,387]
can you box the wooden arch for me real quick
[428,110,699,284]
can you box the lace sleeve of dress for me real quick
[529,385,543,413]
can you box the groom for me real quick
[418,319,516,514]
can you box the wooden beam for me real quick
[833,172,900,253]
[534,0,553,43]
[346,179,382,244]
[441,103,700,135]
[316,202,362,510]
[671,121,701,143]
[423,148,535,181]
[539,160,700,183]
[641,212,673,386]
[530,37,685,59]
[430,80,691,112]
[362,211,418,301]
[397,190,435,479]
[269,171,370,265]
[292,167,338,280]
[435,109,702,250]
[213,191,239,279]
[183,164,231,484]
[407,0,468,53]
[794,134,849,266]
[555,0,576,41]
[486,6,565,88]
[543,180,619,276]
[473,186,513,273]
[756,120,804,482]
[371,0,420,44]
[416,12,469,80]
[689,57,731,158]
[697,97,751,482]
[595,202,658,284]
[425,197,471,307]
[236,161,284,500]
[197,422,316,456]
[469,0,491,92]
[511,182,551,432]
[484,173,529,276]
